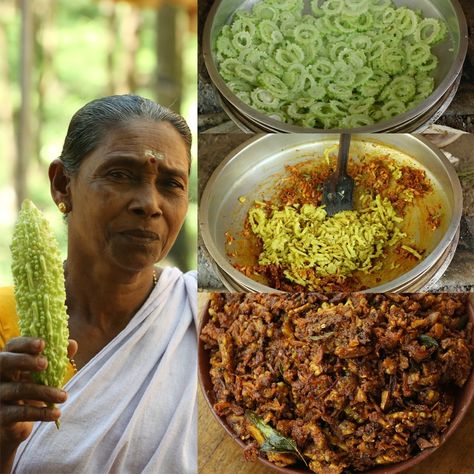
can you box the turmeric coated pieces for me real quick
[229,151,437,292]
[248,193,406,285]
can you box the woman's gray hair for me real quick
[59,95,192,174]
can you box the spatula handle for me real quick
[336,133,351,177]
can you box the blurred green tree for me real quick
[0,0,197,285]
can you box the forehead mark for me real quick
[144,149,165,164]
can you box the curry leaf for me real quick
[245,411,307,466]
[419,334,439,348]
[457,314,468,330]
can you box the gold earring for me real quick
[58,202,67,214]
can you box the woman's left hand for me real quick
[0,337,78,473]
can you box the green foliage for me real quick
[0,1,197,284]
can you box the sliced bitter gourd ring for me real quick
[418,54,438,72]
[215,36,238,61]
[287,102,310,120]
[227,80,253,94]
[287,97,319,120]
[344,0,370,14]
[231,31,252,51]
[307,84,326,101]
[329,100,349,116]
[266,0,303,13]
[311,58,336,80]
[396,8,418,37]
[310,102,342,127]
[263,58,284,77]
[353,67,373,87]
[279,19,299,38]
[238,49,267,68]
[338,48,366,69]
[388,76,417,102]
[333,16,358,33]
[407,43,431,66]
[279,10,300,22]
[349,96,375,114]
[327,83,353,100]
[252,2,278,20]
[294,72,317,95]
[275,44,305,67]
[258,20,282,43]
[257,72,289,98]
[378,47,407,74]
[368,40,385,61]
[282,67,303,89]
[251,88,281,110]
[415,18,446,45]
[381,7,396,25]
[370,0,392,11]
[294,23,320,45]
[321,0,344,16]
[334,67,356,87]
[231,16,257,36]
[219,58,240,80]
[235,64,259,84]
[353,11,374,31]
[381,99,406,118]
[329,42,347,62]
[416,75,435,100]
[350,34,372,50]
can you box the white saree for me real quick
[13,267,197,474]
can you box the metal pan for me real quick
[199,134,463,292]
[198,295,474,474]
[216,74,462,134]
[203,0,468,133]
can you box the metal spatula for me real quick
[322,133,354,216]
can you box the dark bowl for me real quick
[198,295,474,474]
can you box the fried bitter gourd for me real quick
[10,199,69,428]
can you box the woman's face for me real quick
[66,119,189,273]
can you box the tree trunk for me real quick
[155,5,183,113]
[16,0,34,210]
[103,1,118,94]
[34,0,56,170]
[120,5,141,92]
[0,6,16,182]
[156,5,189,269]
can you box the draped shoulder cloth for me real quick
[13,267,197,474]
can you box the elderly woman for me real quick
[0,95,197,473]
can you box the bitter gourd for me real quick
[10,199,69,427]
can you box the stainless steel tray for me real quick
[199,134,463,292]
[203,0,468,132]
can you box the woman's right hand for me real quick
[0,337,76,470]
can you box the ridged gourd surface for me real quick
[10,199,69,389]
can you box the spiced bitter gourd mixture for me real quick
[201,293,473,473]
[230,150,437,292]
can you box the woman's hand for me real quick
[0,337,77,472]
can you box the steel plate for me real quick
[199,134,463,292]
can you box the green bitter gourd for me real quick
[10,199,69,428]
